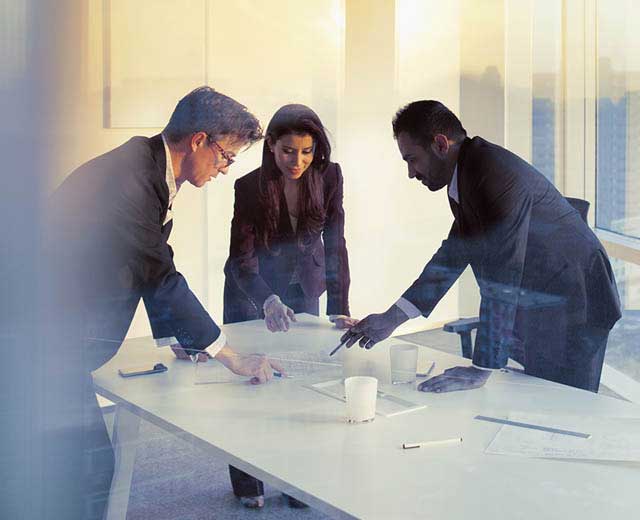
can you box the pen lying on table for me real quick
[402,438,463,449]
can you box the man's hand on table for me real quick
[170,343,209,362]
[215,345,285,385]
[170,343,284,384]
[340,305,409,350]
[418,366,491,393]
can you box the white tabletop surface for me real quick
[93,314,640,520]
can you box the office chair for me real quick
[444,197,590,359]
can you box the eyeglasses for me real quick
[207,136,235,168]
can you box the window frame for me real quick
[562,0,640,399]
[587,0,640,264]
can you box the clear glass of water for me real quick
[390,343,418,385]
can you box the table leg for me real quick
[105,404,141,520]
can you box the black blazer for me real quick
[223,162,350,322]
[49,134,221,364]
[402,137,621,368]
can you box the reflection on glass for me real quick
[531,0,562,184]
[0,0,27,88]
[597,1,640,239]
[606,258,640,383]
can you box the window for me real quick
[595,0,640,390]
[531,0,562,184]
[596,1,640,240]
[604,258,640,384]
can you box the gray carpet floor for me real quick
[119,416,330,520]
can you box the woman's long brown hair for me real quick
[258,104,331,252]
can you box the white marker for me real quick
[402,437,463,450]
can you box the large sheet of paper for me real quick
[267,350,342,379]
[485,412,640,462]
[194,350,342,384]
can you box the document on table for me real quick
[267,351,342,379]
[485,412,640,462]
[194,361,246,385]
[194,351,342,384]
[306,379,427,418]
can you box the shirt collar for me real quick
[448,165,459,204]
[162,134,178,208]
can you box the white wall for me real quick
[51,0,210,339]
[388,0,464,331]
[54,0,527,340]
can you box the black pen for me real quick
[329,337,349,357]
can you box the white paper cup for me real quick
[390,344,418,384]
[345,376,378,423]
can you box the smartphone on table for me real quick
[118,363,168,378]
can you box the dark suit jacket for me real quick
[402,136,621,368]
[49,134,220,367]
[223,162,350,322]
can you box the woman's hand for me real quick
[332,316,359,329]
[264,295,296,332]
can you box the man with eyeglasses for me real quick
[47,86,283,518]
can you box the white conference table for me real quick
[94,314,640,520]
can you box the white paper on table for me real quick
[194,350,342,384]
[485,412,640,462]
[305,379,427,418]
[193,361,247,385]
[268,350,342,379]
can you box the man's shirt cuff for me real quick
[155,336,178,347]
[204,331,227,358]
[395,297,422,319]
[155,332,227,359]
[472,363,503,372]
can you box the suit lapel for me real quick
[149,134,167,182]
[278,185,296,239]
[148,134,171,222]
[448,196,461,223]
[455,137,484,237]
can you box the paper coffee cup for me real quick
[345,376,378,423]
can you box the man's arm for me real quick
[400,224,470,318]
[113,169,221,354]
[471,168,533,369]
[342,224,470,349]
[419,177,533,393]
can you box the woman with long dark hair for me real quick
[223,104,356,508]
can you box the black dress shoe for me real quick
[284,493,309,509]
[239,495,264,509]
